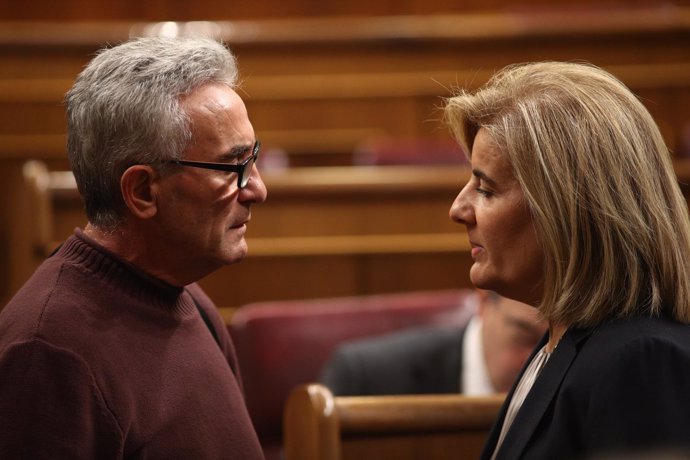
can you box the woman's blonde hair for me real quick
[445,61,690,327]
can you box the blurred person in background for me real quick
[320,290,547,396]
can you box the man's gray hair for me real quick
[65,36,238,229]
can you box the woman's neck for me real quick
[546,322,568,353]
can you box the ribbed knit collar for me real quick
[56,229,197,317]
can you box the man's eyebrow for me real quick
[219,144,252,162]
[473,169,497,187]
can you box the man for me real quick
[320,291,547,395]
[0,37,267,458]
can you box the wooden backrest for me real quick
[284,383,504,460]
[5,160,76,295]
[5,160,473,306]
[2,8,690,166]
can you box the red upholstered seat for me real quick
[228,289,477,458]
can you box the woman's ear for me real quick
[120,165,159,219]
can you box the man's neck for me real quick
[82,222,191,287]
[82,223,128,255]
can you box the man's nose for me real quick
[240,166,268,203]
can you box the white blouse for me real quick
[490,346,552,460]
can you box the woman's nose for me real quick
[449,183,474,225]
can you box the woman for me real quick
[446,61,690,459]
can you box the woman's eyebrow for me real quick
[473,169,497,187]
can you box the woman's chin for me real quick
[469,267,495,291]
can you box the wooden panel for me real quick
[7,159,690,307]
[0,10,688,166]
[2,62,690,163]
[200,251,470,308]
[3,8,690,301]
[0,10,689,74]
[8,158,690,307]
[3,0,689,21]
[2,163,473,307]
[247,166,464,237]
[341,432,488,460]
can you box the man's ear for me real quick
[120,165,159,219]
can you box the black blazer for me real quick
[483,314,690,460]
[318,325,465,395]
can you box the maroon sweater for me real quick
[0,231,264,459]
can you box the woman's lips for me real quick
[470,244,483,258]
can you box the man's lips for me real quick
[230,219,249,229]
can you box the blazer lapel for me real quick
[488,327,593,460]
[479,335,547,460]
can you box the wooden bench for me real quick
[1,61,690,166]
[283,383,504,460]
[3,161,474,306]
[6,0,686,21]
[1,7,689,166]
[8,158,690,306]
[3,7,690,301]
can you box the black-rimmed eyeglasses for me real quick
[169,140,260,189]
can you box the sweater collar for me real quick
[56,229,194,315]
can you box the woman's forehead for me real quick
[472,130,514,179]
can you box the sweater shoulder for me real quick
[0,338,124,455]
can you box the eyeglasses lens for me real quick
[239,156,256,188]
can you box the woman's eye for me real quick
[476,187,493,197]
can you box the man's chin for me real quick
[221,241,249,265]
